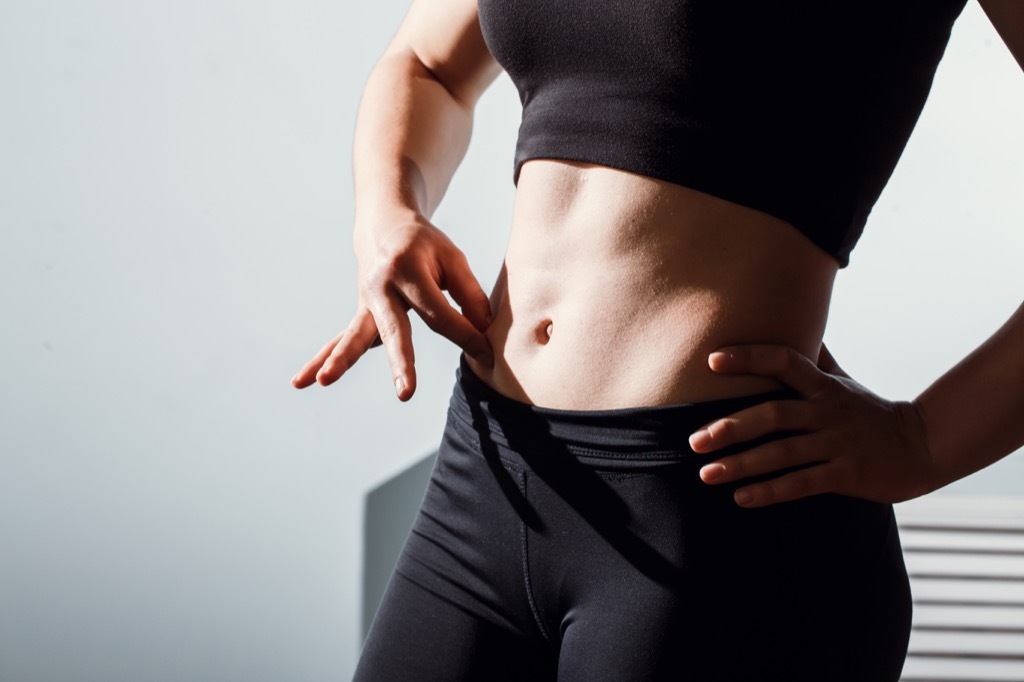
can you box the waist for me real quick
[452,354,798,468]
[468,160,838,409]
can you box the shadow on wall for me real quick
[361,451,438,639]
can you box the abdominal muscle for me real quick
[463,159,839,410]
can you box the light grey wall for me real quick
[0,1,1020,680]
[1,1,517,680]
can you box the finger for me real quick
[292,331,344,389]
[369,290,417,400]
[698,434,823,485]
[708,345,830,398]
[733,463,837,508]
[396,273,494,364]
[315,309,380,387]
[689,399,815,453]
[441,250,493,333]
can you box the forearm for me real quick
[913,300,1024,490]
[352,50,474,233]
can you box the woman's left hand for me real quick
[689,344,939,508]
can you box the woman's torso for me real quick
[464,159,839,409]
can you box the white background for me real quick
[1,1,1022,679]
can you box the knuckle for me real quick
[791,400,812,427]
[769,438,796,463]
[765,401,787,427]
[376,319,402,343]
[371,250,418,286]
[793,473,815,496]
[796,470,826,498]
[766,347,788,372]
[379,257,407,284]
[712,418,736,441]
[327,355,351,374]
[364,267,392,294]
[444,267,478,296]
[757,481,777,504]
[418,306,450,333]
[778,476,805,502]
[447,245,470,267]
[835,458,860,488]
[417,305,441,327]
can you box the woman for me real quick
[294,0,1024,679]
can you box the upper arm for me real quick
[978,0,1024,72]
[384,0,503,108]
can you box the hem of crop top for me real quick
[512,146,861,269]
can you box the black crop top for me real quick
[477,0,968,266]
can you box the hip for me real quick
[397,358,912,678]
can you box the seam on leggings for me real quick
[519,471,553,645]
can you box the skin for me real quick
[294,0,1024,508]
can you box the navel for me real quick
[535,319,554,345]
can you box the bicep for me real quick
[385,0,503,108]
[978,0,1024,72]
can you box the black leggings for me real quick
[355,357,912,681]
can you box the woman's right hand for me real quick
[291,209,494,400]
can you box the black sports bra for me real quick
[477,0,968,266]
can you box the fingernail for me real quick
[701,463,725,482]
[689,429,710,450]
[735,490,754,506]
[395,377,405,396]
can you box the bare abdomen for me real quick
[465,160,838,409]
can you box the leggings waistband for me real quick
[449,354,797,464]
